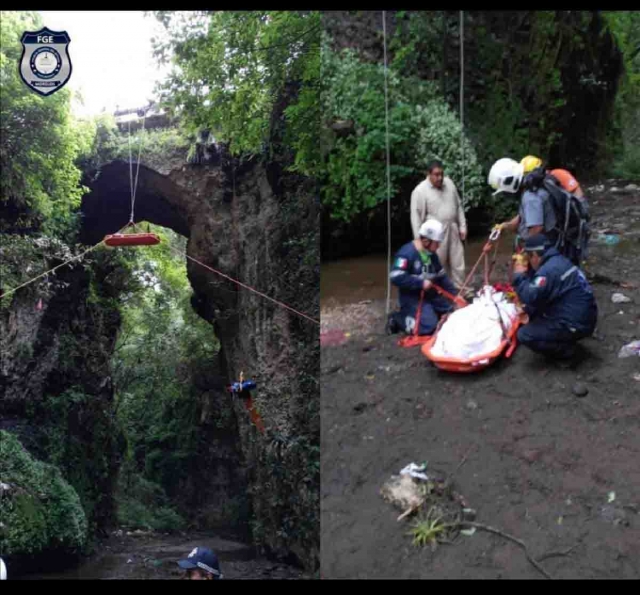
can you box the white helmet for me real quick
[1,557,6,580]
[419,219,445,243]
[487,158,524,195]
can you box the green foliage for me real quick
[0,234,75,310]
[0,11,89,238]
[115,464,185,532]
[320,48,486,222]
[78,114,190,174]
[0,430,88,556]
[249,432,320,567]
[111,226,222,523]
[603,11,640,178]
[151,11,321,176]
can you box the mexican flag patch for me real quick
[534,276,547,287]
[395,257,408,270]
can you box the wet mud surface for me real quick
[321,184,640,579]
[16,530,308,580]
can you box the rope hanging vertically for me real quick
[459,11,465,200]
[382,10,392,317]
[128,119,134,211]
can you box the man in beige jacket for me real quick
[410,160,468,292]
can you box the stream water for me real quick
[321,235,515,308]
[12,531,306,580]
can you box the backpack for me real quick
[523,167,590,265]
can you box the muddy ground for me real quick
[15,530,308,580]
[321,183,640,579]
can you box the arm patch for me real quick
[533,276,547,287]
[395,257,408,270]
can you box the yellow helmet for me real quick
[520,155,543,174]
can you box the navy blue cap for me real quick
[178,547,221,578]
[523,234,550,252]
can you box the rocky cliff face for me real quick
[2,138,319,568]
[78,127,319,566]
[0,238,125,539]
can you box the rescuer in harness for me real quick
[387,219,460,336]
[488,157,558,247]
[488,157,590,266]
[519,155,586,199]
[513,234,598,361]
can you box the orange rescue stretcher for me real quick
[397,286,467,348]
[420,308,523,373]
[103,222,161,247]
[417,228,526,372]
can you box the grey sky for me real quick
[38,11,171,117]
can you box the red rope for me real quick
[137,221,319,326]
[181,252,319,326]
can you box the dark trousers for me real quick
[517,317,592,359]
[393,293,453,336]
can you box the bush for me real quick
[0,431,87,556]
[321,48,487,222]
[115,464,185,532]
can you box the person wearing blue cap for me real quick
[178,546,223,580]
[512,234,597,361]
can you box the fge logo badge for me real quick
[19,27,72,97]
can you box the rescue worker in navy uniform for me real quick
[513,234,598,360]
[387,219,459,336]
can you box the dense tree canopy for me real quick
[603,11,640,178]
[150,10,321,176]
[0,11,94,238]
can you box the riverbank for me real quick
[13,529,309,580]
[321,181,640,579]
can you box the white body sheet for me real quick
[430,286,518,360]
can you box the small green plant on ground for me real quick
[408,506,451,551]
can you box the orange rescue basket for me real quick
[421,312,523,373]
[104,232,161,247]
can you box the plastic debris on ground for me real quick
[611,293,632,304]
[430,286,518,360]
[400,462,430,481]
[594,233,621,245]
[380,473,425,513]
[618,340,640,358]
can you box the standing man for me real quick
[410,160,469,294]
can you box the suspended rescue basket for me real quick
[104,232,161,247]
[104,223,160,247]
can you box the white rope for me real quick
[460,11,465,200]
[382,10,392,317]
[128,119,134,219]
[129,106,149,224]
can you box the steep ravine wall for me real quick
[78,136,319,568]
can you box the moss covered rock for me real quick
[0,430,87,556]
